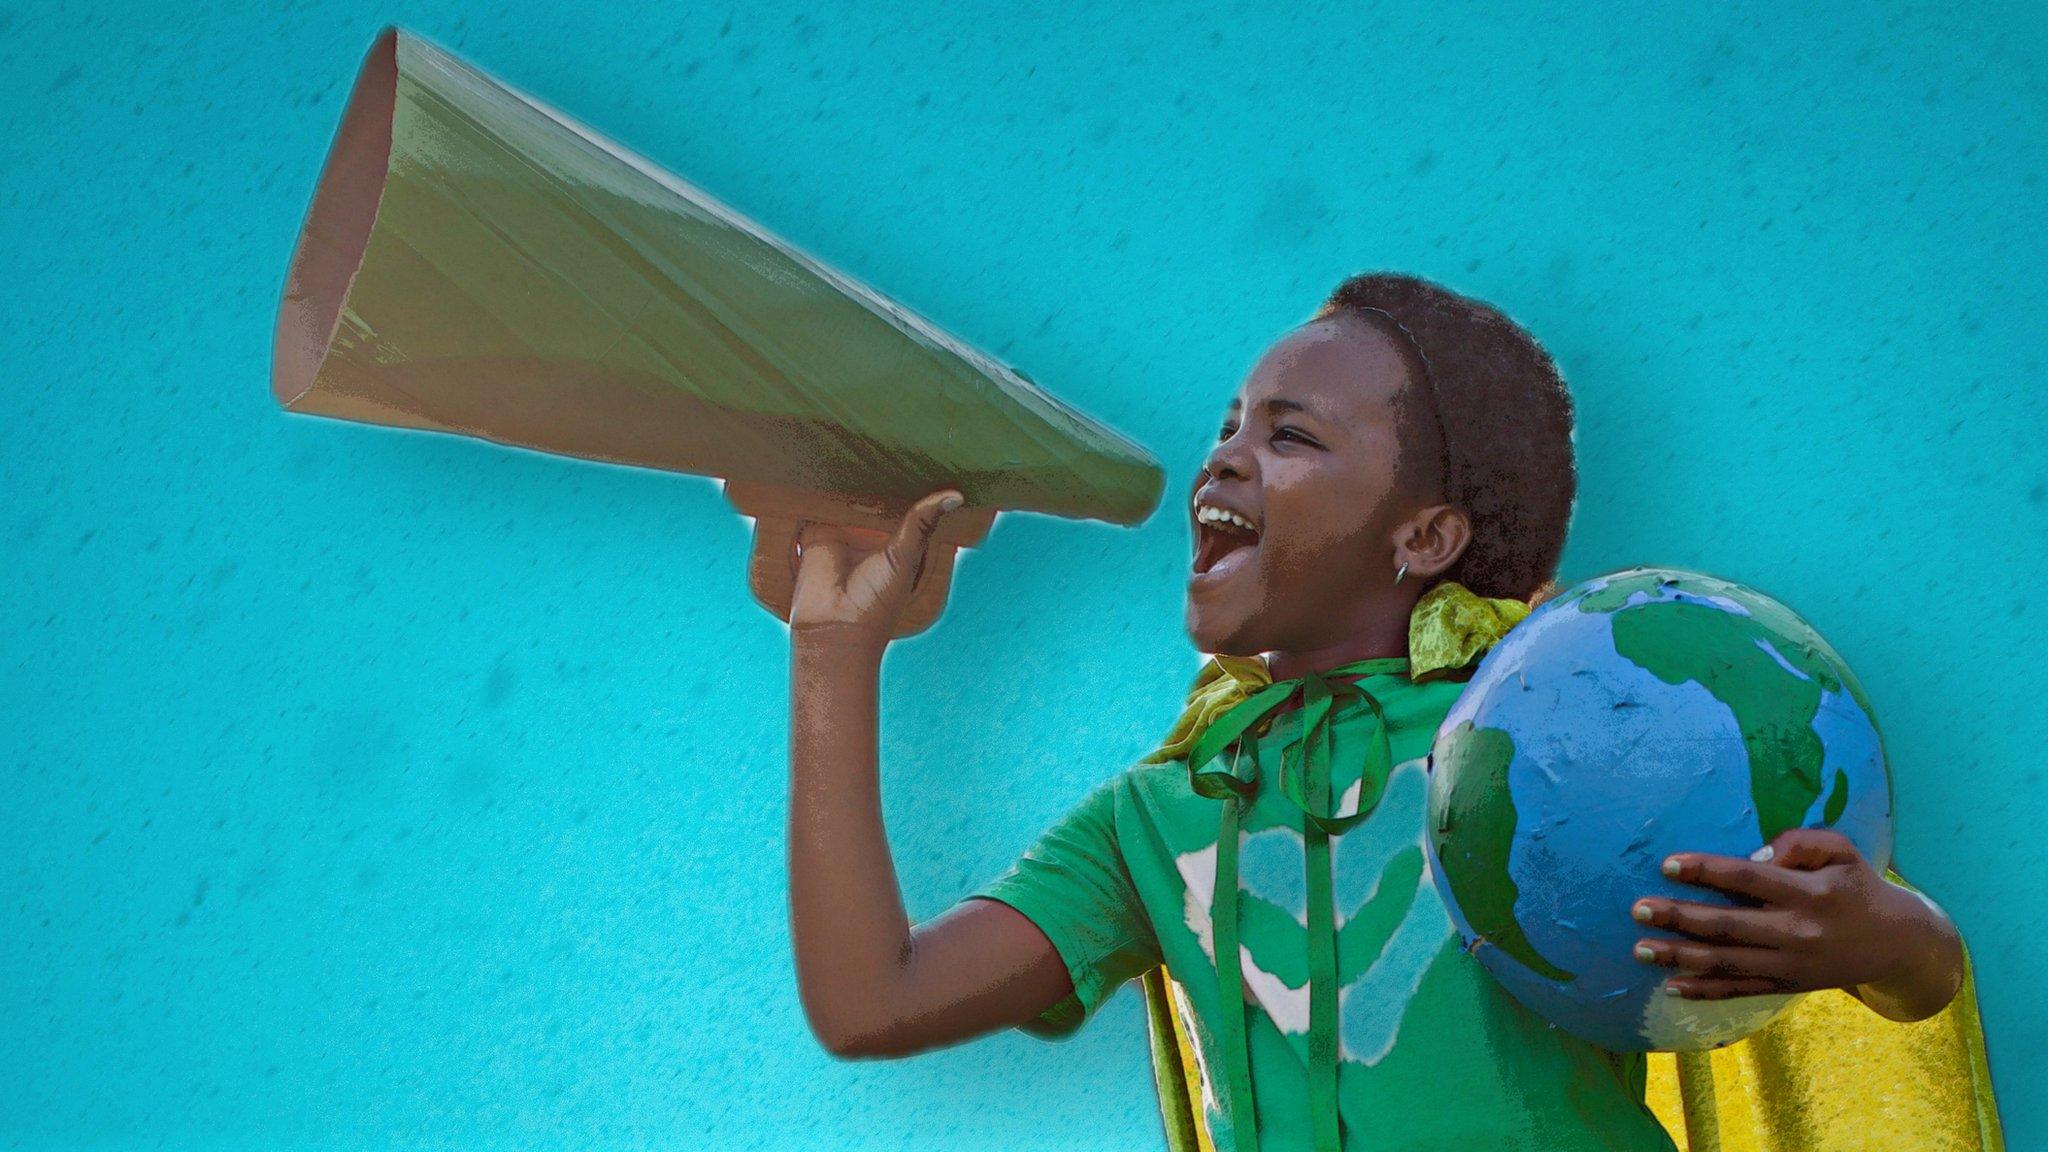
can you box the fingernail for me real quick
[1750,845,1775,863]
[1632,902,1654,923]
[940,494,964,511]
[1634,944,1656,962]
[1663,983,1685,997]
[1661,858,1681,878]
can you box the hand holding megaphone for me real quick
[789,490,967,653]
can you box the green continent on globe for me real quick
[1430,721,1574,983]
[1577,571,1854,844]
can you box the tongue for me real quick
[1196,531,1257,575]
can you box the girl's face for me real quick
[1185,316,1439,657]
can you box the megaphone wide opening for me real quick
[271,27,399,409]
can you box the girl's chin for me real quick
[1183,603,1268,657]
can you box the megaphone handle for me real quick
[725,481,995,640]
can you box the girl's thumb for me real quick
[883,489,964,591]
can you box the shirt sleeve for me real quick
[966,770,1162,1040]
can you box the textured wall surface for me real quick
[3,1,2041,1148]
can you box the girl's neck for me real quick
[1264,608,1411,682]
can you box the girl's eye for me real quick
[1217,424,1316,446]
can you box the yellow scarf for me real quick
[1137,581,2007,1152]
[1141,580,1528,766]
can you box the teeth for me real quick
[1196,505,1258,534]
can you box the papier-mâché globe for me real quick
[1424,567,1893,1052]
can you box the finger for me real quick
[1632,939,1786,978]
[1665,976,1793,1000]
[796,519,859,549]
[792,520,830,570]
[800,524,890,585]
[791,523,858,589]
[789,518,811,583]
[794,521,855,560]
[1632,899,1800,947]
[883,489,965,591]
[1761,827,1864,872]
[1660,853,1817,905]
[798,522,883,555]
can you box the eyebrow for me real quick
[1225,397,1321,421]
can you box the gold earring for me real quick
[1394,561,1409,585]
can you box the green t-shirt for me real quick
[969,667,1679,1152]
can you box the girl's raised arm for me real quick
[786,491,1074,1058]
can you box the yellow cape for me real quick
[1139,583,2006,1152]
[1142,936,2003,1152]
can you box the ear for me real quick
[1391,504,1472,581]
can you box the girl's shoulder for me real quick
[1106,759,1213,829]
[1067,759,1203,819]
[1123,757,1196,796]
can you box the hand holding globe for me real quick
[1426,567,1963,1051]
[1634,825,1962,1020]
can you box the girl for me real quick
[783,273,1967,1151]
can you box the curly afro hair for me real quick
[1311,272,1576,604]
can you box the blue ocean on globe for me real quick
[1424,567,1894,1052]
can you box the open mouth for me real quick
[1192,506,1262,577]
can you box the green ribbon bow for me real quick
[1188,656,1406,1152]
[1141,581,1533,1152]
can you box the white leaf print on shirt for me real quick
[1175,757,1456,1066]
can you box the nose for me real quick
[1201,425,1252,485]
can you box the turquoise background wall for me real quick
[4,1,2041,1148]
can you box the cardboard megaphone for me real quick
[274,27,1164,636]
